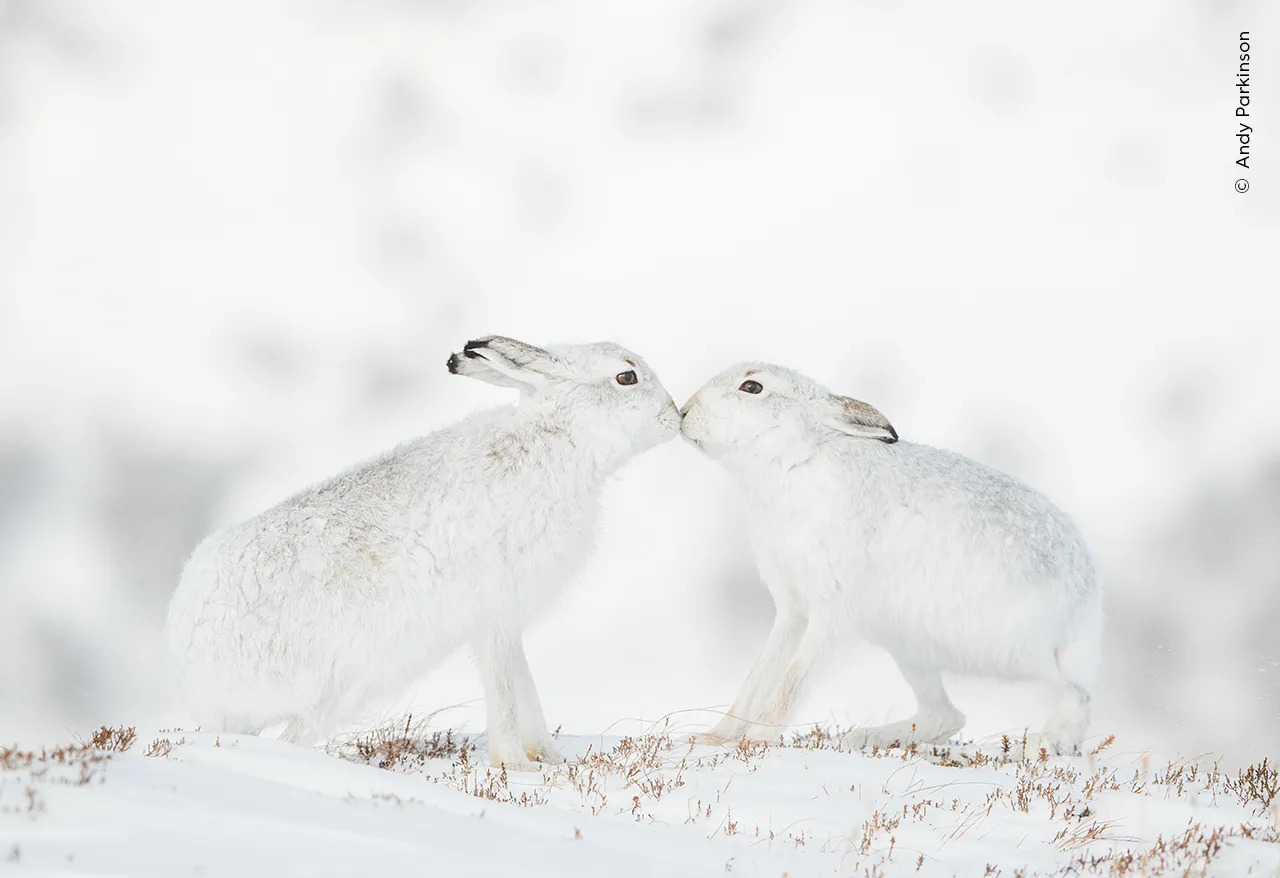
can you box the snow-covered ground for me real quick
[3,0,1280,822]
[3,721,1278,877]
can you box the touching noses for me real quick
[657,395,683,433]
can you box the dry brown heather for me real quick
[327,720,1280,876]
[4,722,1277,876]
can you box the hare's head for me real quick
[680,363,897,467]
[449,335,680,459]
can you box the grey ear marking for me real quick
[465,336,554,369]
[828,394,898,443]
[447,335,557,394]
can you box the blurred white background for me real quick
[1,0,1277,765]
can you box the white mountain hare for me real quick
[680,363,1102,755]
[165,336,680,770]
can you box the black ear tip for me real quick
[463,338,489,352]
[446,353,460,374]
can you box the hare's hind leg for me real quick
[1031,606,1100,755]
[1039,637,1098,754]
[1039,678,1091,755]
[274,672,367,748]
[277,714,345,747]
[278,704,347,747]
[278,717,316,746]
[843,660,965,750]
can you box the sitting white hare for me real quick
[165,336,680,769]
[680,363,1102,755]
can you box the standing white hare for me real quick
[680,363,1102,755]
[165,336,680,769]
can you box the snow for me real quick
[3,723,1277,876]
[3,0,1280,812]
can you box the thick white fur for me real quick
[681,363,1102,754]
[165,336,680,769]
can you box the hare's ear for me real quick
[447,336,558,394]
[825,395,898,443]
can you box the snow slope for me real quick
[3,722,1277,877]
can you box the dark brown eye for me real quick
[616,370,638,386]
[739,379,763,394]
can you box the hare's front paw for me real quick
[970,731,1076,762]
[689,718,752,748]
[843,710,965,752]
[690,730,775,748]
[495,760,548,773]
[842,720,921,751]
[523,740,566,765]
[1014,732,1077,760]
[489,741,541,773]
